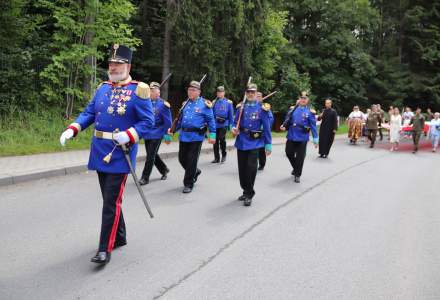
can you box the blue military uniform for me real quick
[212,95,234,162]
[66,44,155,262]
[175,93,216,191]
[140,90,172,184]
[234,94,272,203]
[213,98,234,128]
[283,104,318,180]
[234,101,272,151]
[258,102,274,170]
[69,78,154,173]
[175,96,216,142]
[143,97,172,140]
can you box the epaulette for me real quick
[236,102,242,109]
[310,108,316,114]
[204,99,213,108]
[262,103,271,111]
[164,100,171,108]
[135,82,150,99]
[289,105,295,110]
[227,99,233,104]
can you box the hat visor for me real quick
[188,85,200,90]
[108,58,129,64]
[246,88,257,92]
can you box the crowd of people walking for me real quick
[346,104,440,153]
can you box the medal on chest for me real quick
[195,107,201,113]
[250,112,259,120]
[107,87,132,115]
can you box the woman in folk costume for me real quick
[347,105,364,144]
[389,107,402,151]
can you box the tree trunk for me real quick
[82,0,96,103]
[161,0,176,100]
[141,0,149,59]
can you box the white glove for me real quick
[113,131,130,145]
[60,128,74,146]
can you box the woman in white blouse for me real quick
[389,107,402,151]
[347,106,364,144]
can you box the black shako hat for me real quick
[108,44,133,64]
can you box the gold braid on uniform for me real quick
[262,103,271,111]
[135,82,151,99]
[204,99,213,108]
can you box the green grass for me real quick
[336,123,348,134]
[0,110,95,156]
[0,111,349,157]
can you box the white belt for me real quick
[94,130,114,140]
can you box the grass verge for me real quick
[0,111,348,157]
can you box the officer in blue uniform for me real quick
[256,91,274,171]
[232,83,272,206]
[139,81,172,185]
[280,91,318,183]
[211,86,234,163]
[171,80,216,193]
[59,44,154,264]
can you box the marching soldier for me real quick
[366,104,382,148]
[170,80,216,193]
[280,92,318,183]
[232,83,272,206]
[139,81,172,185]
[59,44,154,264]
[256,91,274,170]
[211,86,234,163]
[410,107,425,153]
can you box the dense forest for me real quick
[1,0,439,118]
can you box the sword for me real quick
[121,143,154,218]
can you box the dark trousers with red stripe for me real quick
[97,172,128,252]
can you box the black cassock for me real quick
[318,108,338,156]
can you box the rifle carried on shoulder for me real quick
[160,73,172,88]
[262,91,277,101]
[282,91,309,128]
[235,76,253,131]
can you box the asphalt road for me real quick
[1,139,440,300]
